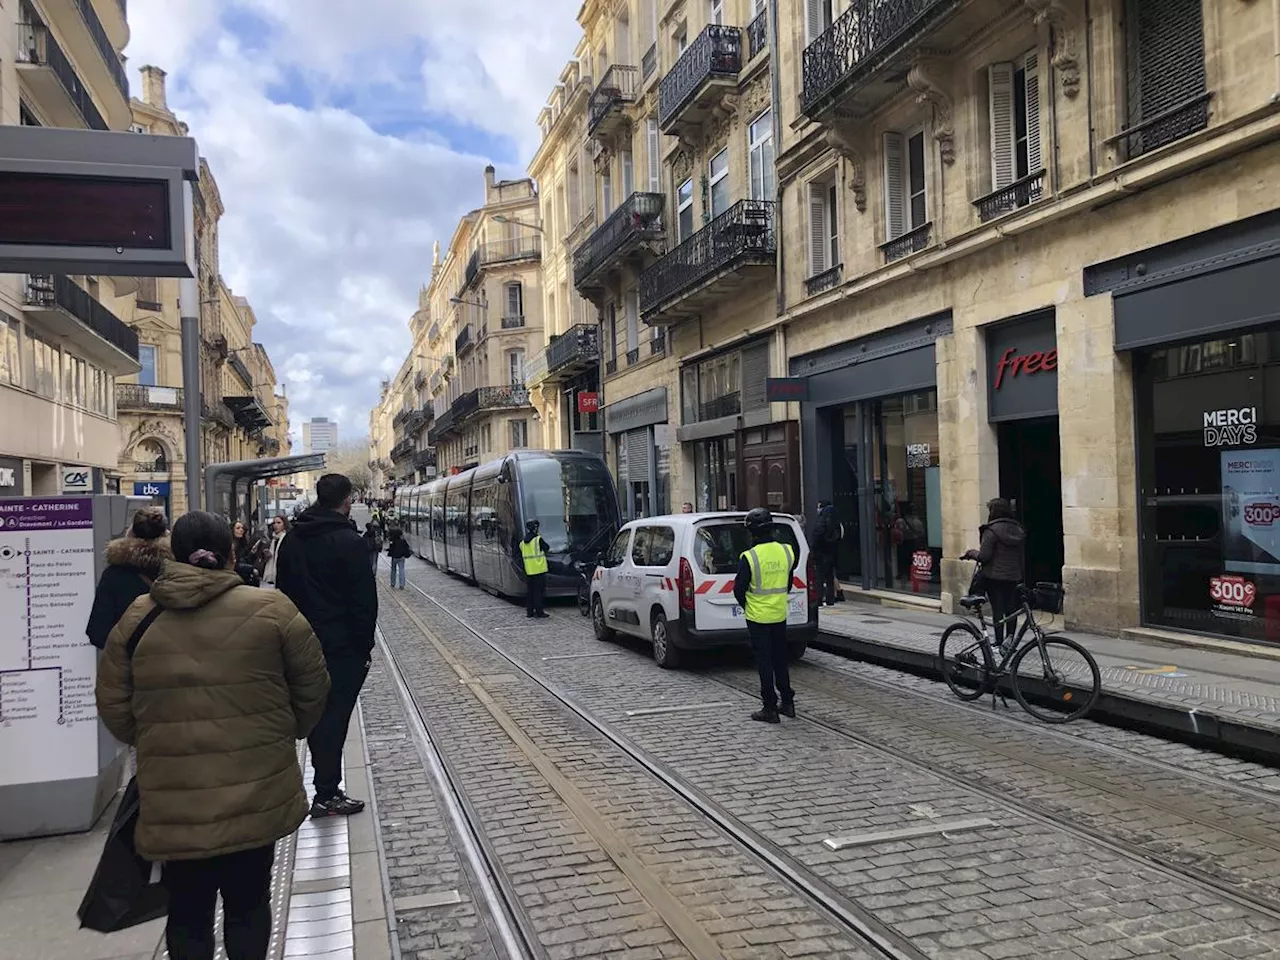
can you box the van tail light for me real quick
[679,557,695,612]
[806,556,819,607]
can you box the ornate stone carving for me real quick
[671,147,694,182]
[824,123,867,213]
[907,57,956,165]
[741,76,771,117]
[122,416,183,462]
[1024,0,1082,98]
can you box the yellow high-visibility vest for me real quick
[520,537,548,576]
[742,541,794,624]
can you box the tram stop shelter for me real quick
[205,453,326,523]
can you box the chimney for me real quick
[140,65,168,109]
[484,164,496,198]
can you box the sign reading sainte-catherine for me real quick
[0,499,99,787]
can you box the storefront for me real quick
[134,480,172,518]
[986,310,1064,586]
[604,386,669,520]
[1090,209,1280,644]
[795,314,949,597]
[562,369,603,456]
[0,456,25,498]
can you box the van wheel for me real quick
[788,642,807,662]
[652,611,680,669]
[592,596,615,642]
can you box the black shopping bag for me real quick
[77,777,168,932]
[967,563,986,598]
[77,777,168,931]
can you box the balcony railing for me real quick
[24,274,138,359]
[548,323,600,374]
[74,0,129,99]
[429,368,444,393]
[391,438,415,462]
[573,192,665,289]
[659,25,742,131]
[650,332,667,357]
[605,358,618,375]
[201,397,235,430]
[588,64,639,134]
[117,383,182,410]
[1107,92,1213,161]
[642,42,658,80]
[428,320,441,344]
[464,248,480,290]
[700,393,742,422]
[501,315,526,330]
[626,347,641,366]
[456,324,474,355]
[476,385,531,411]
[747,8,769,60]
[16,21,108,130]
[806,264,843,296]
[134,460,169,474]
[429,406,457,444]
[639,199,776,319]
[801,0,954,115]
[464,445,480,459]
[880,221,932,263]
[413,449,437,470]
[974,170,1045,223]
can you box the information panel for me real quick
[0,498,99,786]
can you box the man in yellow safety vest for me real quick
[520,519,550,619]
[733,507,798,723]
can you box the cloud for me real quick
[122,0,582,445]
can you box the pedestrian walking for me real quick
[260,515,289,589]
[811,499,841,607]
[276,473,377,818]
[95,510,330,960]
[520,519,550,618]
[86,507,171,650]
[734,507,798,724]
[962,497,1026,652]
[386,528,411,589]
[362,524,382,574]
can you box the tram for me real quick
[395,450,621,600]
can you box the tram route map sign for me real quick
[0,498,99,787]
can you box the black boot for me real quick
[751,707,780,724]
[779,701,796,719]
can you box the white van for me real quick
[589,512,819,668]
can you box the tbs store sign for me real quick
[1204,407,1258,447]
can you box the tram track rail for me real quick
[385,583,928,960]
[702,665,1280,922]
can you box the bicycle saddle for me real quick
[959,595,988,609]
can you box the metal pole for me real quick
[179,180,202,516]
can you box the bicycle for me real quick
[573,556,598,617]
[937,571,1101,723]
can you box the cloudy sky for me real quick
[124,0,583,447]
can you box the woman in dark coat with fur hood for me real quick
[86,507,172,649]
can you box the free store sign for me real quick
[986,312,1059,422]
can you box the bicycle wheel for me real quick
[1009,635,1101,723]
[577,581,591,617]
[938,621,994,701]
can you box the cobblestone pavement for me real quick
[375,556,1280,959]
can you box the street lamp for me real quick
[492,214,544,234]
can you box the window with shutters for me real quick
[882,129,930,261]
[676,177,695,240]
[749,109,775,201]
[805,0,833,44]
[507,349,525,385]
[806,171,840,291]
[708,148,730,218]
[647,118,661,191]
[710,0,724,25]
[626,289,639,354]
[1121,0,1208,157]
[505,282,523,320]
[510,419,529,448]
[985,52,1043,200]
[602,166,614,216]
[568,162,581,224]
[622,150,634,197]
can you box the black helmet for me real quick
[744,507,773,533]
[525,519,540,535]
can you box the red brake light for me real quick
[806,555,819,606]
[679,557,695,611]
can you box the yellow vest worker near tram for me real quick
[520,519,550,619]
[733,507,798,724]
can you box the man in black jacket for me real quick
[277,473,376,818]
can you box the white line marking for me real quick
[624,701,736,717]
[541,652,622,661]
[823,817,997,850]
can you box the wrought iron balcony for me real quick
[659,25,742,134]
[501,315,526,329]
[642,43,658,81]
[605,358,618,376]
[201,397,236,430]
[73,0,129,99]
[393,407,410,427]
[573,192,665,294]
[1106,92,1212,161]
[23,274,138,370]
[391,438,415,463]
[650,332,667,358]
[588,64,639,139]
[973,170,1045,223]
[747,8,769,60]
[117,383,182,411]
[476,385,531,411]
[639,199,776,323]
[413,449,437,471]
[456,324,474,355]
[699,393,742,422]
[464,237,543,292]
[806,264,843,296]
[880,222,933,263]
[16,20,108,130]
[547,324,600,378]
[801,0,965,119]
[429,406,457,444]
[134,460,168,474]
[626,347,641,366]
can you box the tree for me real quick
[324,438,374,494]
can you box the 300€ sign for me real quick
[1210,575,1257,608]
[1245,501,1280,526]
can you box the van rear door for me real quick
[690,519,806,632]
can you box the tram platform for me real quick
[815,598,1280,763]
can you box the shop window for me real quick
[988,52,1042,191]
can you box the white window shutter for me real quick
[1023,52,1043,175]
[883,132,907,240]
[806,0,824,43]
[808,183,828,276]
[988,63,1016,191]
[647,119,661,192]
[622,151,634,197]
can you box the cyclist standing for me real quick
[962,497,1026,652]
[735,507,798,724]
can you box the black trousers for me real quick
[308,655,370,801]
[748,620,793,711]
[986,579,1020,645]
[526,573,546,615]
[164,844,275,960]
[815,554,837,605]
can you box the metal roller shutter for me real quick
[626,428,651,484]
[742,341,770,411]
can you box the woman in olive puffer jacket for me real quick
[96,510,330,960]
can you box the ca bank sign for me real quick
[134,481,170,499]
